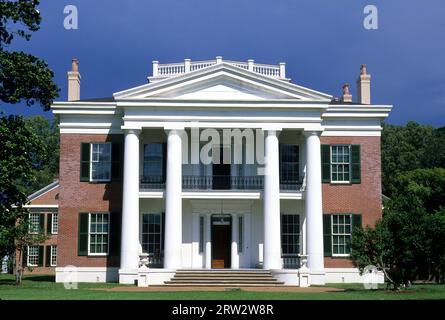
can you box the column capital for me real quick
[303,130,322,138]
[164,126,185,134]
[124,128,141,136]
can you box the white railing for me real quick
[151,56,286,80]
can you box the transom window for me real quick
[332,214,352,256]
[280,145,299,184]
[88,213,109,255]
[143,144,164,181]
[51,214,58,234]
[50,245,57,266]
[141,213,164,266]
[28,213,40,234]
[331,145,351,182]
[90,143,112,182]
[281,214,300,255]
[27,246,39,266]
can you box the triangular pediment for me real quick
[113,63,332,102]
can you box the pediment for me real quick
[114,63,332,102]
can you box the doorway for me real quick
[211,215,231,268]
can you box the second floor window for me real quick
[280,145,299,183]
[331,145,351,183]
[29,213,41,234]
[143,144,164,182]
[91,143,112,182]
[51,213,58,234]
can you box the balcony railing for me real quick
[282,254,300,269]
[140,175,303,192]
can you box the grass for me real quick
[0,274,444,300]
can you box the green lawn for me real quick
[0,274,444,300]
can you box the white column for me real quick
[263,130,282,270]
[231,214,239,269]
[164,129,183,269]
[304,131,324,274]
[120,129,141,271]
[205,214,212,269]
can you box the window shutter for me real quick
[47,214,52,234]
[111,143,121,181]
[23,246,28,267]
[323,214,332,257]
[352,214,362,231]
[45,246,51,267]
[109,212,120,256]
[39,214,45,234]
[38,246,44,266]
[295,145,300,182]
[321,145,331,183]
[351,145,361,184]
[80,143,91,182]
[78,213,89,256]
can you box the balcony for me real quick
[140,175,303,192]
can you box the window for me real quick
[29,213,40,234]
[141,213,163,262]
[199,216,204,253]
[280,145,299,185]
[27,246,39,266]
[51,214,58,234]
[50,245,57,266]
[238,216,243,253]
[332,214,352,256]
[88,213,109,255]
[331,145,351,182]
[143,144,164,182]
[281,214,300,255]
[90,143,112,182]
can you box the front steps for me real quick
[164,269,285,287]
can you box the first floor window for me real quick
[331,145,351,182]
[29,213,40,234]
[50,246,57,266]
[88,213,109,255]
[281,214,300,255]
[27,246,39,266]
[332,214,352,256]
[91,143,112,182]
[51,214,58,234]
[141,213,164,265]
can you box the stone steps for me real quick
[164,269,284,286]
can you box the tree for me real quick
[0,1,59,284]
[0,115,49,284]
[24,116,59,194]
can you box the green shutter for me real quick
[352,214,362,231]
[47,214,52,234]
[162,143,167,183]
[23,246,28,267]
[39,214,45,234]
[351,145,361,184]
[323,214,332,257]
[321,145,331,183]
[109,212,120,256]
[111,143,121,181]
[45,246,51,267]
[38,246,44,266]
[78,213,89,256]
[80,143,90,182]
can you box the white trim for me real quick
[56,267,119,283]
[51,213,58,234]
[50,245,57,267]
[24,204,58,208]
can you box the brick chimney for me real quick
[356,64,371,104]
[67,58,81,101]
[342,83,352,103]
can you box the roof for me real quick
[27,181,59,202]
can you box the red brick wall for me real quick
[321,136,382,268]
[29,186,59,206]
[58,134,123,268]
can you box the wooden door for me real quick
[211,225,231,268]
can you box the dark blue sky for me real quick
[2,0,445,126]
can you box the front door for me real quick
[211,215,231,268]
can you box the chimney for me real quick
[67,58,81,101]
[342,83,352,103]
[356,64,371,104]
